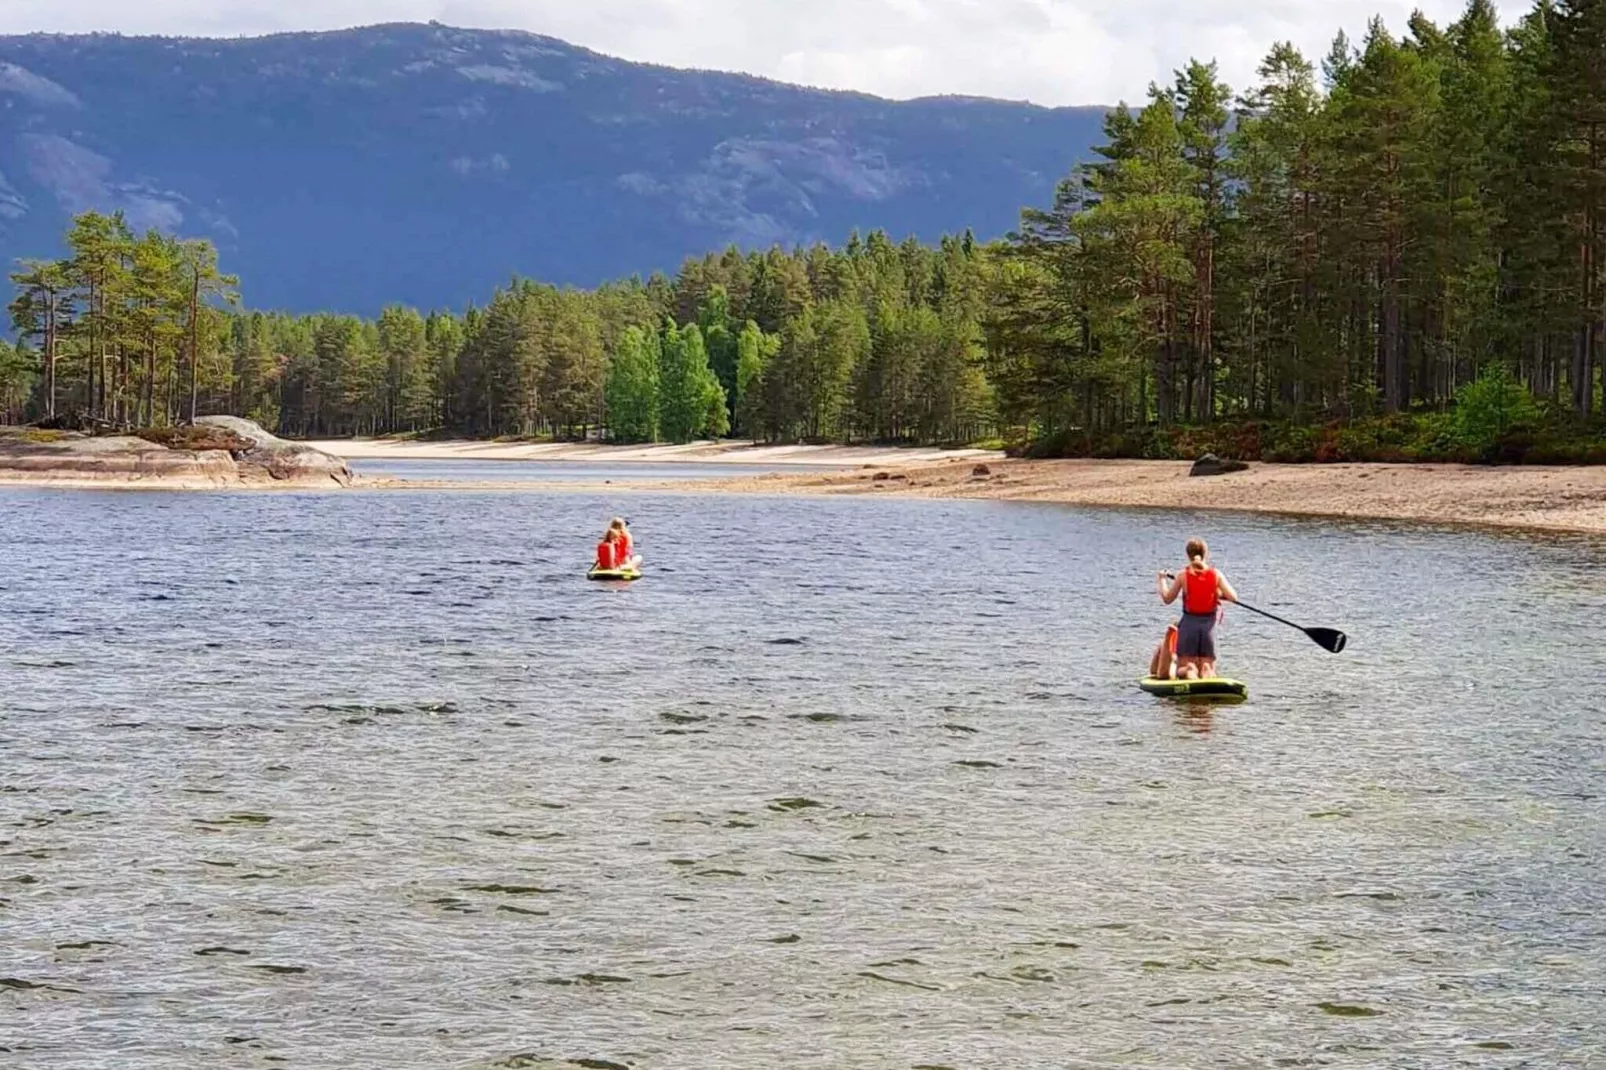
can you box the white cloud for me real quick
[0,0,1534,106]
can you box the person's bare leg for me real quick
[1149,640,1171,679]
[1199,658,1217,679]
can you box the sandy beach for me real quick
[316,438,1606,534]
[9,430,1603,535]
[308,438,1001,467]
[701,456,1606,535]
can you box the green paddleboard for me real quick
[587,566,642,582]
[1139,677,1248,702]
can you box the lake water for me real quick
[350,459,850,484]
[3,483,1604,1069]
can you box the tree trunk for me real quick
[1382,279,1404,413]
[1196,230,1215,422]
[95,277,107,422]
[43,293,57,420]
[118,346,131,428]
[166,350,177,427]
[143,329,156,428]
[187,268,200,424]
[1579,188,1599,416]
[84,291,95,421]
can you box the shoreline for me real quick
[345,455,1606,537]
[691,457,1606,536]
[306,437,1001,466]
[4,432,1603,536]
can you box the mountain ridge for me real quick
[0,22,1105,312]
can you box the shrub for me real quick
[1264,424,1319,463]
[135,426,255,454]
[4,427,74,444]
[1019,403,1602,465]
[1453,365,1539,461]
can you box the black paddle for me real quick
[1231,599,1347,653]
[1166,573,1347,654]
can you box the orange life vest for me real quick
[596,540,617,570]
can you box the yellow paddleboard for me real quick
[587,566,642,582]
[1139,677,1247,702]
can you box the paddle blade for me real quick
[1307,627,1347,654]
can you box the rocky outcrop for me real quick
[196,416,354,485]
[0,419,353,488]
[0,430,237,485]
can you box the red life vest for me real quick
[596,540,617,569]
[617,532,633,560]
[1183,567,1219,615]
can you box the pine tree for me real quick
[7,260,74,420]
[377,306,431,432]
[1074,89,1201,423]
[0,339,38,423]
[66,211,134,422]
[126,231,183,427]
[1176,60,1234,420]
[1228,42,1324,415]
[658,323,724,442]
[605,325,660,443]
[1550,0,1606,413]
[734,319,778,440]
[177,239,238,424]
[425,313,464,429]
[698,285,740,421]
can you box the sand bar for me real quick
[308,438,1001,466]
[697,457,1606,536]
[9,429,1604,536]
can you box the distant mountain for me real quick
[0,23,1106,313]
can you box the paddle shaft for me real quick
[1164,571,1344,652]
[1229,598,1303,632]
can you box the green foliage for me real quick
[657,323,725,443]
[9,6,1606,456]
[1025,406,1603,466]
[0,341,38,423]
[605,326,659,443]
[1453,364,1540,458]
[377,306,433,431]
[7,211,234,428]
[733,320,774,439]
[134,425,254,453]
[697,286,739,416]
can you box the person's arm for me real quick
[1217,572,1239,604]
[1157,571,1183,605]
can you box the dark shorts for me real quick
[1176,612,1216,659]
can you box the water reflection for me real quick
[1173,703,1218,734]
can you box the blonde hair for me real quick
[609,517,627,532]
[1185,538,1208,568]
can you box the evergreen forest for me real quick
[7,0,1605,463]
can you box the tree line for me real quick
[5,0,1604,453]
[989,0,1604,442]
[6,213,235,428]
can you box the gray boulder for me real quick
[196,416,354,485]
[1189,453,1249,477]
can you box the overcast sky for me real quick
[0,0,1528,106]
